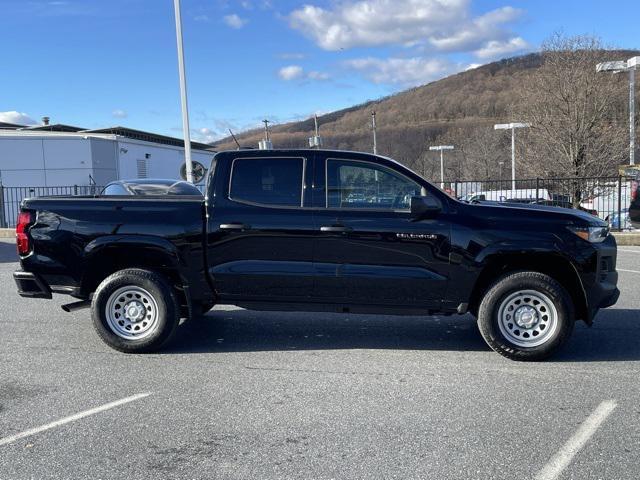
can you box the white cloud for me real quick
[344,57,455,86]
[278,52,306,60]
[194,127,218,144]
[278,65,304,81]
[223,14,247,29]
[0,111,37,125]
[289,0,527,58]
[307,71,330,81]
[112,109,128,119]
[194,14,210,22]
[278,65,330,82]
[474,37,528,60]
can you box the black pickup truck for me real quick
[14,149,620,360]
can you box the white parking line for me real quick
[618,249,640,253]
[619,269,640,274]
[535,400,617,480]
[0,393,151,447]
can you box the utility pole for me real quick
[597,56,639,166]
[494,123,530,192]
[429,145,454,189]
[259,119,273,150]
[371,111,377,155]
[173,0,193,183]
[308,114,323,149]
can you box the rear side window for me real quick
[230,157,304,207]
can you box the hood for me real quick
[467,201,607,226]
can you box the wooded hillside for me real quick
[214,46,639,182]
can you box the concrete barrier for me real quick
[0,229,13,238]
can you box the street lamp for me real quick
[173,0,194,183]
[429,145,454,189]
[494,122,530,192]
[597,56,639,166]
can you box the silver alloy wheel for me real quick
[497,289,558,348]
[105,286,159,340]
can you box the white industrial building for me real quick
[0,122,216,188]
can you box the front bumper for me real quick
[583,239,620,322]
[13,271,52,299]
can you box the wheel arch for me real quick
[80,236,189,306]
[468,252,589,323]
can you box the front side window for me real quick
[230,157,304,207]
[326,159,422,210]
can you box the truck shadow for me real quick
[0,240,17,264]
[165,308,640,361]
[167,310,490,354]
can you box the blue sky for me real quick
[1,0,638,143]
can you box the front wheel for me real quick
[91,269,180,353]
[477,271,575,361]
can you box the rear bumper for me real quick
[13,271,52,299]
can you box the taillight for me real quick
[16,211,34,256]
[632,181,638,201]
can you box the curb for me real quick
[0,229,14,238]
[612,233,640,246]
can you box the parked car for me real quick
[461,188,551,203]
[101,179,203,196]
[605,209,635,231]
[630,180,639,229]
[533,200,599,217]
[14,149,619,361]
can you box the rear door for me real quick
[206,154,316,303]
[312,155,450,308]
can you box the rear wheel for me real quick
[477,271,574,361]
[91,269,180,353]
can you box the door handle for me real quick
[219,223,251,231]
[320,225,352,233]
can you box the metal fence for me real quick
[0,185,102,228]
[448,176,636,230]
[0,176,635,230]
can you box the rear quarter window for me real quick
[229,157,304,207]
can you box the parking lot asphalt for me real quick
[0,238,638,480]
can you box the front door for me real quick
[313,156,450,308]
[206,155,315,303]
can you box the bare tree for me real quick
[516,33,628,204]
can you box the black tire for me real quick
[477,271,575,361]
[91,269,180,353]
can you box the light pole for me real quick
[173,0,193,183]
[371,111,377,155]
[597,56,639,166]
[494,123,530,192]
[429,145,454,189]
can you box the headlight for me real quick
[567,226,609,243]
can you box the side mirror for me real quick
[410,195,442,219]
